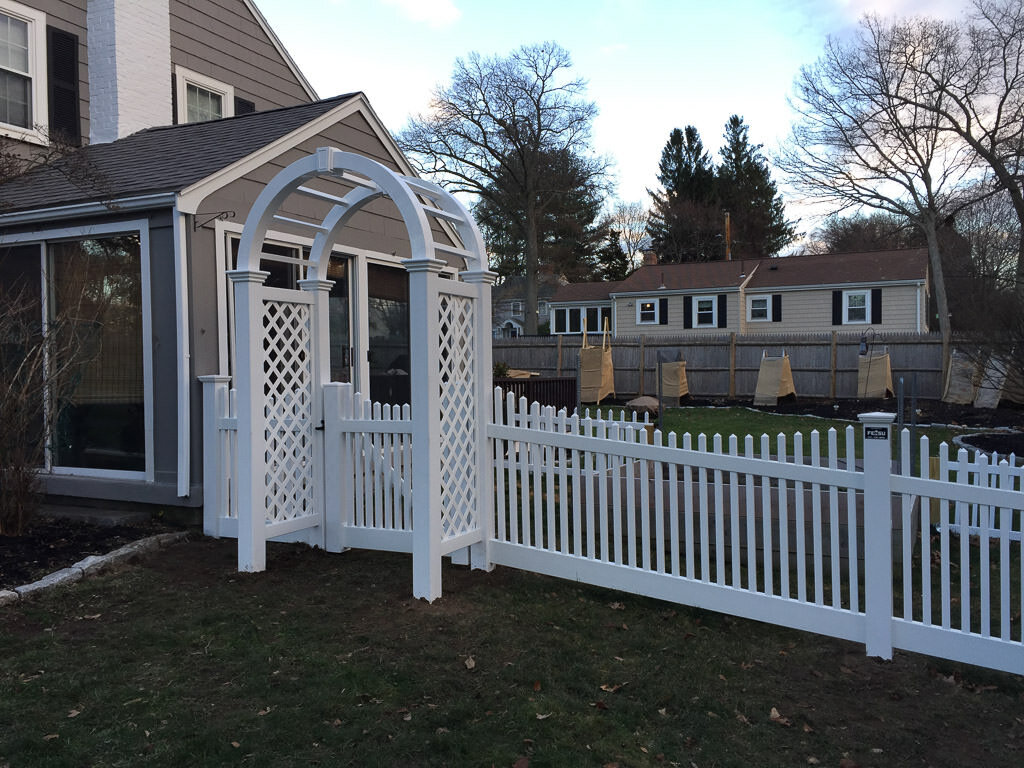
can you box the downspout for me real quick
[173,203,191,497]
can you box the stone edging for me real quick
[0,531,190,607]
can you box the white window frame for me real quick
[510,300,523,317]
[0,220,154,481]
[747,295,770,322]
[0,0,48,144]
[636,299,658,325]
[174,65,234,124]
[694,295,717,328]
[843,289,870,325]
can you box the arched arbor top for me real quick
[236,147,487,279]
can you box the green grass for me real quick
[659,407,974,459]
[2,538,1023,767]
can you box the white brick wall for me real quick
[88,0,172,143]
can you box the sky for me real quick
[255,0,970,233]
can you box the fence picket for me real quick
[760,433,773,596]
[683,433,695,580]
[827,429,841,610]
[744,435,756,592]
[713,434,726,585]
[777,433,790,599]
[810,431,823,606]
[794,432,807,603]
[698,433,710,582]
[958,448,971,633]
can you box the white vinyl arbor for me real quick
[216,147,494,599]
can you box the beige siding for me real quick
[613,292,740,337]
[744,284,926,334]
[170,0,311,112]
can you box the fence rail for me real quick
[203,379,1024,675]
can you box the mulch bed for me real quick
[0,515,181,591]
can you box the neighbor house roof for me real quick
[550,280,622,303]
[614,259,754,294]
[0,94,358,214]
[745,248,928,290]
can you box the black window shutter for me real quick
[832,290,843,325]
[171,73,177,123]
[771,294,782,322]
[871,288,882,324]
[717,294,727,328]
[683,296,693,329]
[658,297,668,325]
[46,26,80,145]
[234,96,256,115]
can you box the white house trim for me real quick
[174,65,234,123]
[173,204,190,496]
[0,194,178,226]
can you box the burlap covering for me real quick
[580,319,615,404]
[857,352,893,398]
[753,353,796,406]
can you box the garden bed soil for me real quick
[0,515,181,591]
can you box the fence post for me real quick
[199,375,232,537]
[859,411,896,659]
[323,382,348,553]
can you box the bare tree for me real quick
[609,200,650,271]
[777,13,983,370]
[396,42,608,334]
[896,0,1024,291]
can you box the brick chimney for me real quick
[88,0,172,143]
[642,250,658,266]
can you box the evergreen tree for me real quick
[647,126,721,262]
[717,115,795,259]
[647,118,795,263]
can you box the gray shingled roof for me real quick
[0,94,358,213]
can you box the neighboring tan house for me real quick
[548,249,930,337]
[0,0,442,511]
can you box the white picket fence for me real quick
[201,379,1024,675]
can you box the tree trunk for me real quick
[923,222,952,385]
[524,204,540,335]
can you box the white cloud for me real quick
[599,43,629,56]
[380,0,461,28]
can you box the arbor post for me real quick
[228,269,270,572]
[859,411,896,659]
[406,257,446,601]
[199,374,232,537]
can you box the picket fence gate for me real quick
[202,380,1024,676]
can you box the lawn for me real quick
[2,538,1023,767]
[659,407,974,460]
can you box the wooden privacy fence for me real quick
[493,332,944,400]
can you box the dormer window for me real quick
[175,66,234,124]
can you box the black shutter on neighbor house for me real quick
[46,26,80,145]
[717,294,727,328]
[832,290,843,325]
[771,294,782,322]
[683,295,693,329]
[171,73,177,123]
[658,297,668,325]
[871,288,882,324]
[234,96,256,115]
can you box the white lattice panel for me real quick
[261,296,315,523]
[438,292,477,539]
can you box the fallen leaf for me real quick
[740,661,754,670]
[403,713,412,722]
[802,723,814,733]
[257,707,271,716]
[718,674,727,682]
[735,711,750,725]
[600,683,624,693]
[640,746,649,753]
[533,680,541,692]
[807,758,820,765]
[536,712,552,720]
[43,734,59,741]
[464,656,476,670]
[591,701,609,710]
[658,708,668,717]
[67,709,80,718]
[609,602,625,610]
[769,707,792,727]
[231,741,240,748]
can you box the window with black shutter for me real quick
[771,294,782,322]
[46,26,79,145]
[658,297,668,325]
[871,288,882,324]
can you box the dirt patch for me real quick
[0,515,182,591]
